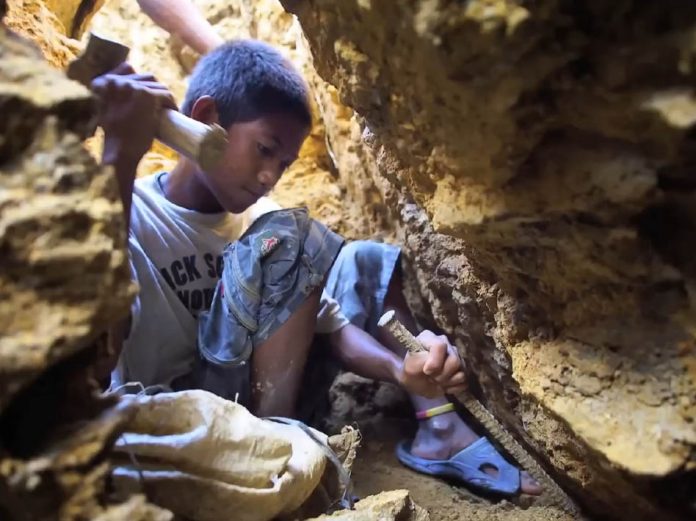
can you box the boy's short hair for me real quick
[181,39,312,128]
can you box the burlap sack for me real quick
[111,390,329,521]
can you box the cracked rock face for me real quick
[5,0,696,519]
[284,1,696,519]
[0,9,169,520]
[4,0,84,67]
[41,0,104,38]
[0,13,129,412]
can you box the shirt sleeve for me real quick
[315,290,350,334]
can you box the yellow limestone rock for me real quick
[285,1,696,520]
[43,0,106,38]
[304,490,429,521]
[0,16,169,521]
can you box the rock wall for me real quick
[4,0,81,67]
[281,1,696,520]
[5,0,696,519]
[42,0,105,37]
[0,4,170,520]
[81,0,696,518]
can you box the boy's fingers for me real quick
[109,62,135,75]
[138,81,171,90]
[444,371,466,386]
[443,383,468,395]
[434,354,463,384]
[422,341,447,375]
[90,74,111,92]
[127,73,157,82]
[416,329,438,345]
[417,331,451,375]
[159,94,178,110]
[92,75,128,98]
[142,84,178,110]
[93,81,122,104]
[112,80,134,102]
[403,352,422,376]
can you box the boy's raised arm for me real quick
[136,0,224,55]
[89,63,176,384]
[91,63,175,230]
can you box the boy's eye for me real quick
[257,143,273,157]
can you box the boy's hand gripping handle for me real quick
[67,32,228,171]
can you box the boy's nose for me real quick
[257,168,282,190]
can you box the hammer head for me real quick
[67,32,130,86]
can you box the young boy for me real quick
[95,32,540,496]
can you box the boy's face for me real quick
[200,112,309,213]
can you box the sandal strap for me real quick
[415,402,455,420]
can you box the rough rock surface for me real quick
[0,8,170,520]
[283,1,696,520]
[305,489,429,521]
[88,0,696,518]
[6,0,696,519]
[0,10,130,412]
[43,0,105,38]
[4,0,81,67]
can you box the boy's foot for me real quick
[407,410,543,496]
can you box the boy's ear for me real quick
[190,96,220,125]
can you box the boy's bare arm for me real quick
[329,324,404,384]
[329,324,467,398]
[136,0,224,55]
[90,63,175,383]
[92,63,175,230]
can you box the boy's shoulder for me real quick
[129,173,182,240]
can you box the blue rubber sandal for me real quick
[396,437,521,495]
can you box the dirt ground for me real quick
[350,420,576,521]
[323,373,577,521]
[352,418,485,519]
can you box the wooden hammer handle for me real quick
[157,110,228,172]
[67,33,228,170]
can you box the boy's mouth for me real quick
[243,187,264,199]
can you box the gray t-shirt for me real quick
[111,174,348,388]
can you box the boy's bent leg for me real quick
[192,209,343,414]
[251,288,321,418]
[325,240,541,495]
